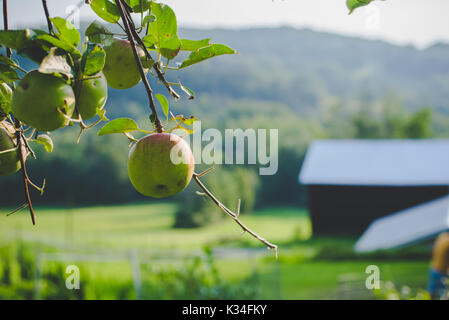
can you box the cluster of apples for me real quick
[0,38,194,198]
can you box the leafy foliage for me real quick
[85,21,114,46]
[346,0,375,14]
[80,43,106,76]
[98,117,140,136]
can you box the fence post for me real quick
[33,250,42,300]
[130,249,142,300]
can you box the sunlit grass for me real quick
[0,203,307,250]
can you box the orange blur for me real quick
[431,232,449,274]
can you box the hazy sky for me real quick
[7,0,449,48]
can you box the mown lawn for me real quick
[0,203,309,250]
[0,203,431,299]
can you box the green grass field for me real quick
[0,203,310,250]
[0,203,431,299]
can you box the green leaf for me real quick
[51,17,80,47]
[0,29,48,63]
[85,21,114,46]
[346,0,374,14]
[81,43,106,76]
[144,2,181,59]
[0,55,18,67]
[0,55,20,83]
[179,44,237,69]
[181,38,211,51]
[142,14,156,26]
[32,134,53,153]
[0,64,19,82]
[36,34,81,59]
[125,0,151,13]
[98,118,139,136]
[0,83,12,115]
[159,35,181,60]
[179,82,195,100]
[183,116,198,126]
[140,55,155,69]
[155,93,169,118]
[90,0,121,23]
[38,49,73,78]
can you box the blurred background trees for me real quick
[1,26,447,228]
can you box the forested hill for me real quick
[106,26,449,117]
[4,26,449,207]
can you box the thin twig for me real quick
[115,0,163,132]
[6,202,28,216]
[41,0,54,35]
[15,125,36,225]
[192,173,278,258]
[3,0,37,225]
[121,5,180,100]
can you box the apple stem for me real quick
[115,0,163,133]
[192,173,279,259]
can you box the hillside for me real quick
[2,26,449,207]
[106,26,449,117]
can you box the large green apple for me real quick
[76,72,108,120]
[0,121,21,176]
[103,39,147,90]
[11,70,76,131]
[128,133,195,198]
[0,83,12,120]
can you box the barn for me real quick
[298,140,449,236]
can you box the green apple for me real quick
[76,72,108,120]
[128,133,195,198]
[103,39,147,90]
[11,70,76,131]
[0,121,21,176]
[0,83,12,120]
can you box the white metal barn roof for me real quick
[355,195,449,252]
[299,139,449,186]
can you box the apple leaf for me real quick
[32,134,54,153]
[0,64,19,82]
[125,0,151,13]
[142,14,156,26]
[90,0,121,24]
[179,82,195,100]
[140,55,155,69]
[85,21,114,46]
[143,2,181,59]
[159,35,182,60]
[81,43,106,76]
[183,116,198,126]
[51,17,80,47]
[38,49,73,78]
[0,83,12,115]
[155,93,169,118]
[178,44,237,69]
[0,29,48,63]
[0,56,19,82]
[180,39,211,51]
[346,0,374,14]
[98,118,139,136]
[36,34,81,59]
[0,55,19,67]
